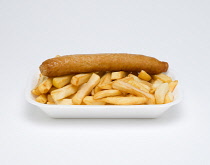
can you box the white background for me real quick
[0,0,210,164]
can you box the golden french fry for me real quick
[92,72,106,94]
[56,99,73,105]
[94,86,102,93]
[111,71,127,80]
[37,74,47,84]
[94,72,111,93]
[119,76,133,83]
[51,84,78,101]
[153,73,172,83]
[31,74,47,95]
[72,73,100,105]
[99,82,113,90]
[128,74,152,89]
[139,80,152,89]
[31,88,41,96]
[35,94,47,104]
[98,72,111,89]
[47,102,55,105]
[47,94,55,103]
[164,92,174,104]
[65,94,75,99]
[155,83,169,104]
[150,79,163,93]
[126,78,150,93]
[52,75,73,88]
[169,80,178,92]
[93,90,122,99]
[48,86,57,93]
[71,73,92,86]
[91,88,95,96]
[100,97,147,105]
[112,80,155,104]
[128,74,143,81]
[38,78,53,94]
[152,79,163,84]
[83,96,106,105]
[138,70,151,81]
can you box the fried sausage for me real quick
[39,53,168,77]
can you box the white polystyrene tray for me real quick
[25,69,183,118]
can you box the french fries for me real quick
[155,83,169,104]
[93,90,122,99]
[33,68,178,105]
[99,82,113,90]
[35,94,47,104]
[169,80,178,92]
[47,102,55,104]
[48,86,57,93]
[94,86,101,93]
[56,99,73,105]
[152,73,172,83]
[31,74,48,95]
[164,92,174,104]
[112,80,155,104]
[126,78,149,93]
[97,72,111,89]
[83,96,106,105]
[66,94,76,99]
[128,74,151,90]
[38,78,53,94]
[51,84,78,101]
[111,71,127,80]
[150,79,163,94]
[72,73,100,105]
[71,73,92,86]
[53,75,73,88]
[47,94,55,103]
[91,88,95,96]
[100,97,147,105]
[31,88,41,96]
[138,70,151,81]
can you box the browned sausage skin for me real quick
[39,53,168,77]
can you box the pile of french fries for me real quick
[32,70,178,105]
